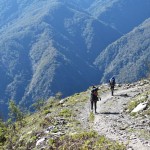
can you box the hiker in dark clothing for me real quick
[90,86,100,113]
[109,77,116,96]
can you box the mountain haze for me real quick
[88,0,150,34]
[0,0,150,118]
[95,18,150,83]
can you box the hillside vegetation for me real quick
[0,86,125,150]
[1,78,150,149]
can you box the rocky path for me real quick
[93,84,150,150]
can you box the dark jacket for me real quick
[90,88,98,101]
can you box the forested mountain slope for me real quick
[95,18,150,83]
[0,0,149,119]
[0,0,121,118]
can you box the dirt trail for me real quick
[93,84,150,150]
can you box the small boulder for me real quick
[131,102,147,113]
[36,137,47,147]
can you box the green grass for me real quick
[126,90,150,116]
[89,112,95,122]
[0,89,126,149]
[59,108,73,118]
[48,131,126,150]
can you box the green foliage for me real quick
[65,92,89,107]
[59,109,73,118]
[130,112,137,117]
[50,131,126,150]
[71,131,98,140]
[43,98,55,110]
[8,100,24,122]
[31,99,45,111]
[3,125,20,150]
[52,127,59,133]
[126,92,149,114]
[55,92,63,100]
[0,86,127,149]
[43,110,51,115]
[40,116,56,128]
[0,120,7,145]
[127,101,139,113]
[89,112,95,122]
[48,138,55,147]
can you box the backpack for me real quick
[91,86,98,94]
[91,87,98,101]
[109,77,115,85]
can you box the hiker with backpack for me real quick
[90,86,101,113]
[109,77,116,96]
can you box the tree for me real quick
[55,92,63,100]
[0,119,7,145]
[8,100,23,122]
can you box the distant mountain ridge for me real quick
[0,0,150,118]
[95,18,150,83]
[88,0,150,34]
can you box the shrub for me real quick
[59,109,72,118]
[43,110,51,115]
[0,121,7,145]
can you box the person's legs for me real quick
[94,101,97,113]
[91,100,93,111]
[111,88,113,96]
[111,86,114,96]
